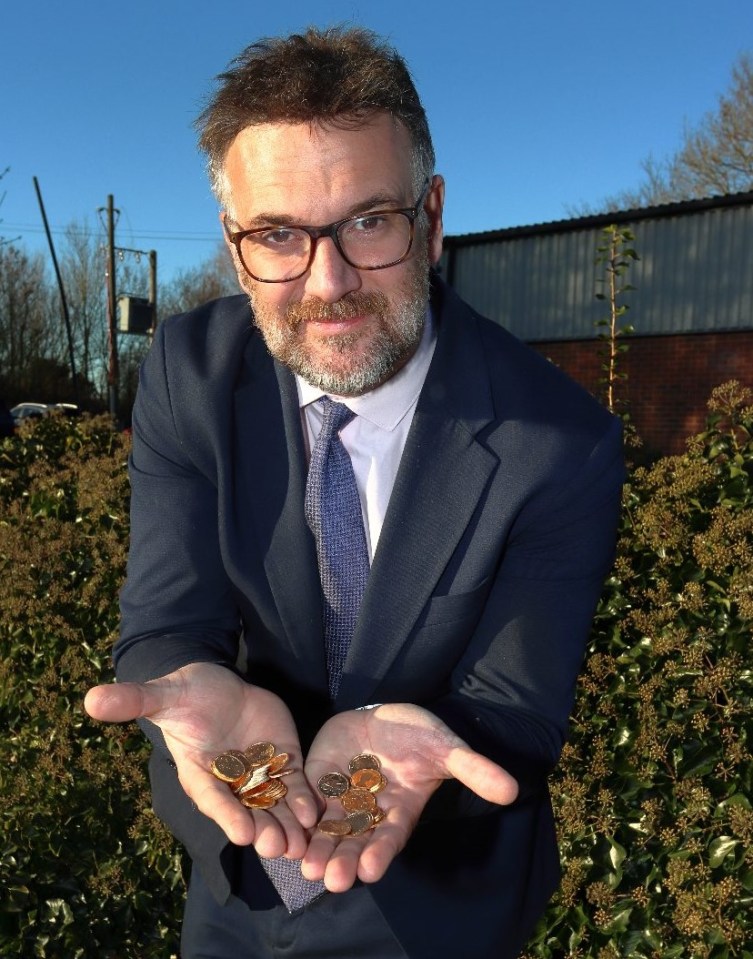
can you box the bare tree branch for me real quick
[576,53,753,213]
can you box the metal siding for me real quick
[445,200,753,340]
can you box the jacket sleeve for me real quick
[114,315,243,687]
[427,412,624,812]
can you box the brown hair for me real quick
[196,26,435,202]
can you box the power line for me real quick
[1,222,220,243]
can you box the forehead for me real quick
[222,113,415,221]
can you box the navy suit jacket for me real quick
[115,277,624,959]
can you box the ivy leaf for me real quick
[708,836,739,868]
[605,904,633,934]
[608,836,627,871]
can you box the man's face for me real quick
[221,114,444,396]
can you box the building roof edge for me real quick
[443,190,753,247]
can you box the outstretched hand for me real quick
[86,680,518,889]
[301,703,519,892]
[84,663,319,858]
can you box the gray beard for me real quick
[246,263,430,396]
[280,304,425,395]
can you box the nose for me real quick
[302,235,362,303]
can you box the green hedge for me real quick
[524,381,753,959]
[1,385,751,958]
[0,415,185,958]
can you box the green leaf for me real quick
[708,836,739,867]
[608,837,627,871]
[604,904,633,934]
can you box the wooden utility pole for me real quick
[106,194,119,419]
[33,176,79,405]
[149,249,158,332]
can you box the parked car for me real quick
[10,402,80,425]
[10,402,49,424]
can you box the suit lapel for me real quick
[337,284,499,708]
[231,338,326,681]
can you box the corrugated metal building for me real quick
[441,191,753,457]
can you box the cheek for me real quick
[247,284,296,320]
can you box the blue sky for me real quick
[2,0,752,282]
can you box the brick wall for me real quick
[531,331,753,459]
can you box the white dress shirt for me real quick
[296,311,436,562]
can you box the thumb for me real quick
[444,745,519,806]
[84,680,172,724]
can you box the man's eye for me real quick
[258,229,300,248]
[351,215,389,233]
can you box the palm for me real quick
[302,703,518,892]
[84,663,318,857]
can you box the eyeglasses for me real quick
[223,180,430,283]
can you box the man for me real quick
[85,27,624,959]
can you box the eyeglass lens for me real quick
[239,212,413,281]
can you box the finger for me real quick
[300,827,340,881]
[300,789,349,878]
[258,800,310,860]
[188,772,258,846]
[356,821,406,884]
[84,682,159,723]
[350,791,417,884]
[322,836,363,892]
[277,771,321,831]
[246,808,293,860]
[443,746,519,805]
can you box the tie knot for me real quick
[319,396,355,440]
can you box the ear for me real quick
[424,174,445,266]
[220,211,243,267]
[219,211,250,292]
[219,211,234,255]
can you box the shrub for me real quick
[2,385,751,958]
[0,414,185,958]
[523,381,753,959]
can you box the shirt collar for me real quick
[296,308,436,432]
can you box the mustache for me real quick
[286,291,389,326]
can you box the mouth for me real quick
[304,313,371,335]
[286,292,388,333]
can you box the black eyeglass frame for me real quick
[223,179,431,283]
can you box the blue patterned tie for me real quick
[304,397,370,697]
[259,397,370,912]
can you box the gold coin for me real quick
[267,752,290,775]
[236,778,272,798]
[232,766,267,793]
[318,772,350,798]
[348,753,381,773]
[346,810,374,836]
[245,742,276,766]
[371,807,386,825]
[269,767,295,779]
[340,787,377,813]
[318,818,352,837]
[263,780,288,800]
[211,751,249,782]
[239,777,288,800]
[240,794,277,809]
[350,768,386,793]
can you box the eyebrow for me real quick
[231,190,408,231]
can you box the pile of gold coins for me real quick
[209,741,293,809]
[316,753,387,837]
[209,744,389,836]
